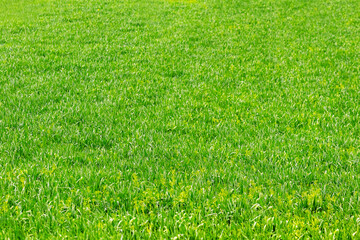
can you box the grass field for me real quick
[1,0,360,238]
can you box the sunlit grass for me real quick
[1,0,360,238]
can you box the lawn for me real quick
[1,0,360,238]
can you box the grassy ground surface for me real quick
[1,0,360,238]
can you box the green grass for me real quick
[1,0,360,238]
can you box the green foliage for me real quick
[1,0,360,238]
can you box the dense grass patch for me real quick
[1,0,360,238]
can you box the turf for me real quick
[1,0,360,238]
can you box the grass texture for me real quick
[1,0,360,238]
